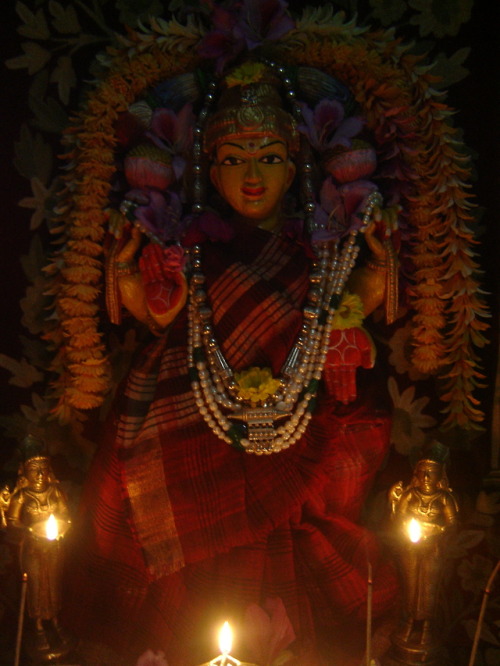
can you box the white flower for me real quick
[387,376,436,455]
[136,650,168,666]
[387,321,428,381]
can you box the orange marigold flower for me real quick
[66,388,105,410]
[60,266,102,284]
[58,298,99,317]
[62,251,102,267]
[70,331,104,349]
[65,346,106,364]
[62,285,100,303]
[61,317,98,335]
[68,226,105,242]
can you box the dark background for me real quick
[0,2,499,664]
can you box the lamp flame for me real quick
[407,518,421,543]
[45,514,58,541]
[219,622,232,656]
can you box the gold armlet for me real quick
[366,259,387,273]
[383,238,398,325]
[116,262,139,277]
[105,241,122,325]
[366,240,398,324]
[145,313,164,337]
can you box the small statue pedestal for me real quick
[24,623,76,664]
[383,631,443,666]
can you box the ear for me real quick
[210,164,220,192]
[285,160,296,190]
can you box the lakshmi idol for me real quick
[68,62,399,665]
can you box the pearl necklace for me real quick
[187,192,381,454]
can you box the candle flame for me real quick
[219,622,232,656]
[45,514,58,541]
[407,518,421,543]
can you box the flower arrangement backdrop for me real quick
[0,1,499,665]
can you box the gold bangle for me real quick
[366,259,387,273]
[116,262,139,277]
[146,313,164,336]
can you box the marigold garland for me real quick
[44,9,487,430]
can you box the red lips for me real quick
[241,186,266,196]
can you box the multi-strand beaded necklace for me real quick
[186,191,381,454]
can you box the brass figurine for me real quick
[4,435,73,661]
[386,442,458,665]
[0,484,11,528]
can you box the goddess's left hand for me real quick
[323,327,375,403]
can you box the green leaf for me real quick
[463,619,500,647]
[409,0,473,39]
[5,42,51,75]
[20,335,51,369]
[0,355,44,388]
[48,1,81,34]
[13,125,53,184]
[15,2,50,39]
[31,393,50,418]
[21,235,47,283]
[369,0,408,25]
[0,413,32,442]
[18,177,53,230]
[432,48,471,89]
[445,529,485,559]
[21,278,51,336]
[29,95,68,133]
[29,68,50,101]
[50,55,77,105]
[116,0,164,28]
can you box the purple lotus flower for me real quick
[312,176,378,243]
[124,189,183,244]
[198,0,295,72]
[298,99,364,152]
[238,0,295,48]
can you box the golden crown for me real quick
[204,67,299,155]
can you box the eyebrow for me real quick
[218,139,286,151]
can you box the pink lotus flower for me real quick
[324,144,377,183]
[242,598,296,666]
[147,104,194,179]
[136,649,168,666]
[124,149,174,191]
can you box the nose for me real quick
[244,158,262,183]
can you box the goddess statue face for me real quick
[415,461,443,495]
[24,458,51,493]
[210,135,296,231]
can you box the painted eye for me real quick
[220,155,245,166]
[260,154,285,164]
